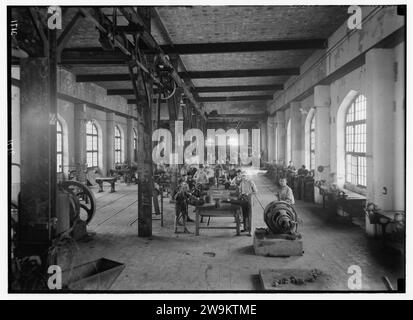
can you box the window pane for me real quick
[310,132,315,150]
[346,104,354,123]
[93,136,98,150]
[345,95,367,187]
[86,136,92,150]
[87,153,92,167]
[351,156,357,185]
[310,152,315,171]
[347,126,353,152]
[346,154,351,182]
[358,156,366,186]
[361,123,366,153]
[93,152,98,167]
[57,154,62,172]
[56,133,62,152]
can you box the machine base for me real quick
[253,228,304,257]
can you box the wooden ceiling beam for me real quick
[61,48,129,65]
[160,39,327,55]
[195,84,283,92]
[77,68,298,82]
[128,95,272,104]
[60,36,327,59]
[107,88,161,95]
[207,113,266,121]
[199,95,273,102]
[106,84,283,96]
[181,68,299,79]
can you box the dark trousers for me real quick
[229,195,252,233]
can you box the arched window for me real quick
[56,120,63,173]
[133,128,138,162]
[310,114,315,170]
[86,121,99,168]
[115,125,122,164]
[286,119,291,164]
[345,94,367,187]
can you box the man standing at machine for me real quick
[237,172,258,236]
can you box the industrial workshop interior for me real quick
[9,5,405,292]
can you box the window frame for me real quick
[86,121,99,168]
[133,128,137,162]
[114,125,122,164]
[310,114,316,171]
[56,119,63,173]
[344,94,367,188]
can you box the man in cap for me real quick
[237,172,258,236]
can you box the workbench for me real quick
[338,190,366,220]
[316,184,332,209]
[316,185,366,222]
[195,203,242,236]
[95,177,117,193]
[365,209,405,248]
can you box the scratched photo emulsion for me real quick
[8,4,406,293]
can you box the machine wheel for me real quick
[60,181,96,225]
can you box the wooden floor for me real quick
[71,172,404,291]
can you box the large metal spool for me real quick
[263,201,298,234]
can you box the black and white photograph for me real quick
[4,1,410,299]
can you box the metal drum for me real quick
[263,201,298,234]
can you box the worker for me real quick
[173,177,196,224]
[228,164,237,180]
[180,164,188,176]
[276,177,295,205]
[187,164,198,178]
[230,169,243,187]
[224,169,241,189]
[297,165,308,176]
[237,172,258,236]
[287,161,296,172]
[193,165,208,186]
[205,165,215,185]
[173,179,191,233]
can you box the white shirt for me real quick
[239,179,257,195]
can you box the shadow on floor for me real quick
[234,245,255,256]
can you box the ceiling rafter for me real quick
[128,94,273,104]
[76,68,298,82]
[160,39,327,55]
[181,68,299,79]
[194,84,283,92]
[106,84,283,96]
